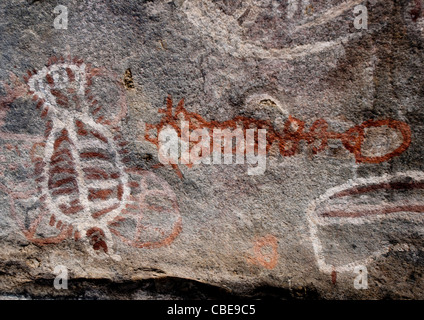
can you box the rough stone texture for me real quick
[0,0,423,299]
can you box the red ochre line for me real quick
[50,154,73,166]
[45,73,54,86]
[45,121,53,138]
[83,168,121,180]
[34,162,46,176]
[108,216,125,226]
[50,89,69,105]
[50,166,76,175]
[331,181,424,199]
[77,129,88,136]
[65,67,75,82]
[41,107,49,118]
[53,130,72,150]
[88,189,114,201]
[83,167,109,179]
[76,119,109,144]
[49,214,56,226]
[128,181,139,188]
[90,130,108,144]
[92,106,102,115]
[48,176,78,189]
[320,204,424,218]
[145,97,412,174]
[70,199,80,206]
[110,216,183,249]
[92,203,120,219]
[75,120,88,136]
[24,225,73,245]
[85,174,105,180]
[110,172,120,179]
[95,116,104,123]
[59,203,84,215]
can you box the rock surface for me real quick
[0,0,423,299]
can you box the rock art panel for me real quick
[246,234,279,270]
[0,0,423,300]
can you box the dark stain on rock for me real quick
[331,269,337,285]
[123,68,135,90]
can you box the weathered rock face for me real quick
[0,0,423,299]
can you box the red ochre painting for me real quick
[0,57,181,259]
[0,57,414,266]
[145,96,411,178]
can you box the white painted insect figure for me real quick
[5,57,182,259]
